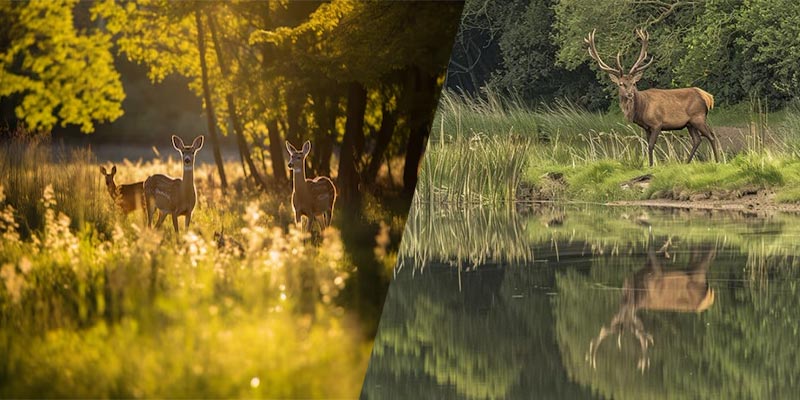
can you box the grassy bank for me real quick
[421,91,800,205]
[0,138,404,398]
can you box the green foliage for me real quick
[0,0,124,132]
[555,0,800,107]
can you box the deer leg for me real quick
[145,196,156,228]
[686,127,703,163]
[154,210,168,229]
[171,213,179,233]
[185,212,192,230]
[698,122,720,162]
[646,128,660,167]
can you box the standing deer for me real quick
[587,242,716,372]
[285,140,336,232]
[585,29,719,167]
[143,135,204,233]
[100,165,145,216]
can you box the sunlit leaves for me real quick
[0,0,124,133]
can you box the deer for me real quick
[285,140,336,232]
[143,135,204,233]
[585,29,719,167]
[99,165,146,216]
[587,241,716,372]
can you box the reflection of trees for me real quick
[556,241,800,400]
[362,263,594,399]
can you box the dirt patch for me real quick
[608,191,800,214]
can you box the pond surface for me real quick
[361,204,800,399]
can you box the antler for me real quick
[629,28,654,75]
[587,303,654,372]
[585,29,622,77]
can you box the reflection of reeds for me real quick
[400,204,800,280]
[398,202,533,270]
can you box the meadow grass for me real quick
[0,137,403,398]
[426,90,800,204]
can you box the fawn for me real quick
[144,135,204,233]
[100,165,146,215]
[285,140,336,232]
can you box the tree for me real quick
[0,0,124,133]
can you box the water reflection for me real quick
[363,205,800,399]
[587,241,715,372]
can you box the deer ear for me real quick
[609,74,621,84]
[100,166,107,175]
[111,165,117,175]
[192,135,204,151]
[302,140,311,154]
[631,71,644,83]
[285,141,296,154]
[172,135,184,151]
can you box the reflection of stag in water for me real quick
[587,241,716,372]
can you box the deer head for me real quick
[585,28,654,102]
[172,135,204,168]
[100,165,117,189]
[285,140,311,172]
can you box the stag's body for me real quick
[144,135,204,233]
[586,29,719,166]
[286,140,336,232]
[100,165,145,215]
[588,243,716,371]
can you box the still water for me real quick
[362,204,800,399]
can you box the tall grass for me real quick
[0,138,401,398]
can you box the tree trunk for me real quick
[285,92,303,146]
[194,10,227,193]
[207,11,267,190]
[403,67,439,198]
[310,92,335,177]
[338,82,367,205]
[365,105,397,185]
[267,118,287,184]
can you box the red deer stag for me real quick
[587,243,716,372]
[286,140,336,232]
[585,29,719,167]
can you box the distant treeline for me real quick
[446,0,800,111]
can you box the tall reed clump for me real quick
[417,133,531,204]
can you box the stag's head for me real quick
[285,140,311,172]
[585,29,654,101]
[172,135,204,168]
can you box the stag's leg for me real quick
[646,128,660,167]
[697,121,720,162]
[686,126,703,163]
